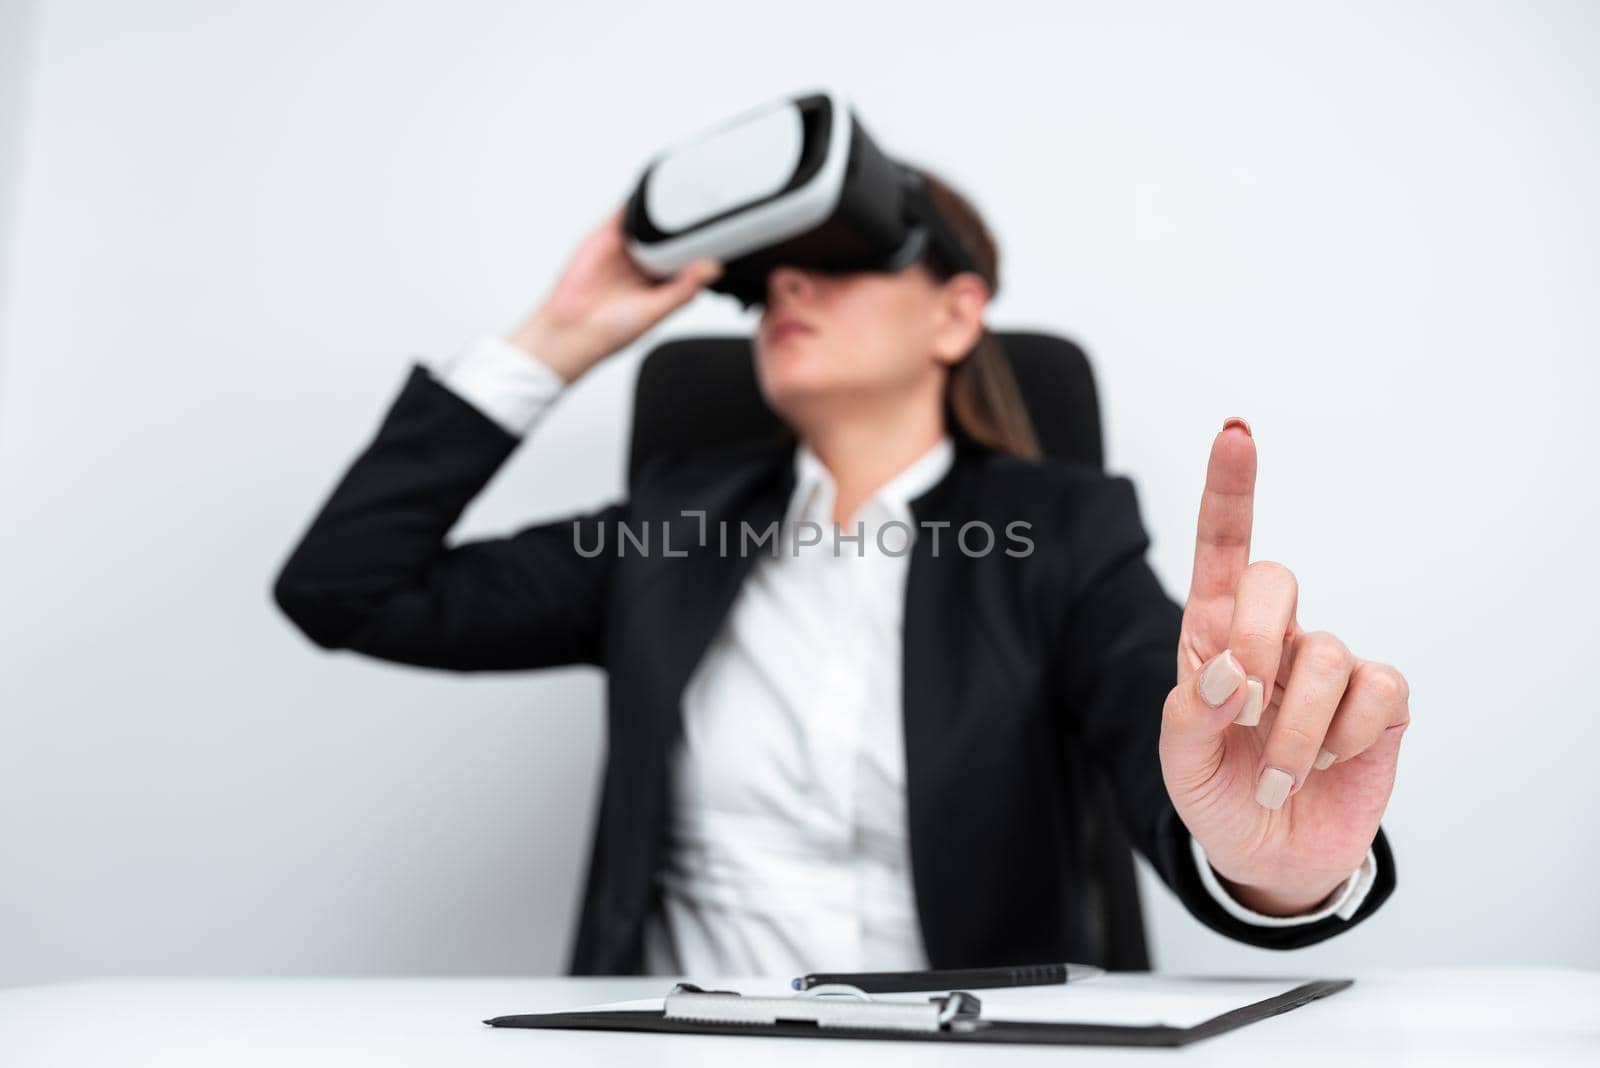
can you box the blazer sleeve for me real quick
[1055,473,1396,950]
[271,361,625,671]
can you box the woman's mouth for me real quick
[766,318,816,346]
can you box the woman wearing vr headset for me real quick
[275,122,1408,978]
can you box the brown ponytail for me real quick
[916,167,1042,460]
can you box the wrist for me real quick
[1213,870,1345,917]
[506,309,598,384]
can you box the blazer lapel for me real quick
[630,442,798,750]
[902,439,984,768]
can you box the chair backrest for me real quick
[626,331,1152,970]
[628,331,1104,485]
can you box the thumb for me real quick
[1160,650,1262,788]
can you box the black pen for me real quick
[792,961,1105,994]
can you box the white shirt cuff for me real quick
[1190,835,1378,927]
[424,333,565,437]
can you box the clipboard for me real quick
[484,976,1354,1048]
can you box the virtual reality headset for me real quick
[622,89,979,308]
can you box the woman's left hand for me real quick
[1158,419,1411,916]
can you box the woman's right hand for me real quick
[507,207,723,383]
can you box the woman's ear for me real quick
[930,272,990,367]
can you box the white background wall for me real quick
[2,0,1596,987]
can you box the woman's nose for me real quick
[765,264,814,305]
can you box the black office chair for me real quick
[625,331,1153,971]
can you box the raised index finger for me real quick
[1189,418,1258,605]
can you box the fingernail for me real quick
[1314,748,1337,770]
[1256,766,1295,809]
[696,258,724,282]
[1222,416,1252,437]
[1233,677,1264,726]
[1198,651,1246,707]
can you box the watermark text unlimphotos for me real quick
[573,513,1035,559]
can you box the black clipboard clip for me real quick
[664,982,984,1034]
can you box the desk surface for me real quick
[2,968,1595,1066]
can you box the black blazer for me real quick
[273,363,1395,975]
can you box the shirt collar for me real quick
[787,434,955,530]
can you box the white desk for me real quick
[1,968,1594,1066]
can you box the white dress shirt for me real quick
[427,334,1379,974]
[641,432,947,975]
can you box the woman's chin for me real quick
[756,348,836,407]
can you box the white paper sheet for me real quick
[874,974,1314,1028]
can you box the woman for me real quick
[273,170,1409,977]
